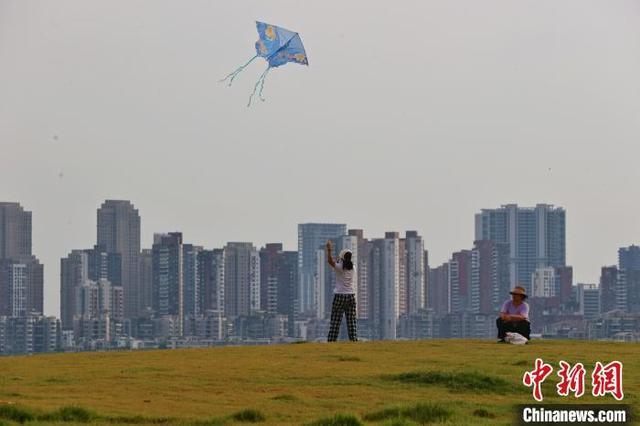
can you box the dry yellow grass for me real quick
[0,339,637,425]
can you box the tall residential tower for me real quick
[297,223,347,316]
[0,202,43,316]
[97,200,141,318]
[475,204,566,293]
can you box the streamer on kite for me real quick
[220,21,309,107]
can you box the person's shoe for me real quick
[497,339,506,343]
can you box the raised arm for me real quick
[326,241,336,268]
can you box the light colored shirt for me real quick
[500,300,529,320]
[333,261,356,294]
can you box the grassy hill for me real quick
[0,339,638,425]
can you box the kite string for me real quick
[247,66,271,107]
[257,67,271,101]
[219,54,258,86]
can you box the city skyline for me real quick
[1,198,636,317]
[3,198,640,353]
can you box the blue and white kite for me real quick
[221,21,309,106]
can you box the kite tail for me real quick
[247,66,271,107]
[219,54,258,86]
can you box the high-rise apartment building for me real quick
[224,242,260,317]
[398,237,407,316]
[617,245,640,314]
[619,245,640,272]
[138,249,153,314]
[428,263,450,316]
[404,231,425,315]
[555,266,574,302]
[152,233,184,334]
[0,261,28,317]
[599,266,619,314]
[475,204,566,293]
[260,244,289,315]
[259,244,297,335]
[75,278,124,323]
[183,243,203,320]
[297,223,347,316]
[0,202,32,259]
[532,267,556,298]
[0,314,60,355]
[60,246,121,330]
[347,229,371,321]
[622,270,640,314]
[369,232,400,340]
[576,283,600,320]
[0,202,44,316]
[97,200,141,318]
[198,249,225,315]
[449,250,472,313]
[60,250,88,330]
[471,240,499,314]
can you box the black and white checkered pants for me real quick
[327,293,358,342]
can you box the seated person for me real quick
[496,285,531,342]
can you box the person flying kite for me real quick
[220,21,309,106]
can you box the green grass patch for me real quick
[306,413,363,426]
[0,403,173,424]
[380,420,418,426]
[512,360,528,366]
[272,394,299,401]
[363,402,452,424]
[230,409,266,423]
[187,408,268,424]
[472,408,496,418]
[43,377,70,384]
[330,355,362,362]
[192,417,228,426]
[106,414,174,424]
[38,406,99,422]
[120,367,169,374]
[388,370,516,394]
[0,404,36,423]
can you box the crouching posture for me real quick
[496,285,531,342]
[326,241,358,342]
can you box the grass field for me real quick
[0,339,638,425]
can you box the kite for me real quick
[220,21,309,106]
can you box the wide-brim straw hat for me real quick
[510,286,528,298]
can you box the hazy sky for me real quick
[1,1,639,316]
